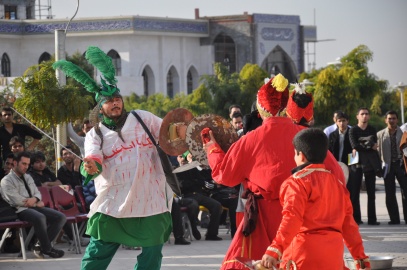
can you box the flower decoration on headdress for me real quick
[257,73,289,118]
[286,82,314,125]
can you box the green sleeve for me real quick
[81,162,102,186]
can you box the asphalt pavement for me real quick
[1,178,406,270]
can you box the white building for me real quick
[0,1,316,97]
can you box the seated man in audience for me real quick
[28,151,62,190]
[0,151,66,258]
[176,152,223,241]
[57,146,83,188]
[0,153,14,179]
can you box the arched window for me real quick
[260,46,297,83]
[167,70,174,98]
[187,70,193,94]
[107,49,121,76]
[166,66,179,98]
[142,65,155,96]
[187,66,199,94]
[1,53,11,76]
[38,52,51,64]
[213,33,236,73]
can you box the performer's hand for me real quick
[261,254,278,269]
[83,157,99,175]
[202,129,218,153]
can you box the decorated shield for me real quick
[186,114,238,166]
[159,108,194,156]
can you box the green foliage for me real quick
[12,60,93,129]
[239,63,268,114]
[304,45,389,126]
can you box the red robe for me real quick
[206,117,345,270]
[266,164,367,269]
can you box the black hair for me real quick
[336,111,349,121]
[60,145,73,156]
[228,104,241,114]
[1,106,13,114]
[9,136,24,148]
[293,128,327,163]
[231,112,243,119]
[30,151,46,165]
[14,151,31,162]
[385,110,398,119]
[357,107,369,114]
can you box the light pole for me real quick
[396,82,407,124]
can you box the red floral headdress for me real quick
[256,74,289,118]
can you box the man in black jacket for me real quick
[328,111,353,164]
[349,108,381,225]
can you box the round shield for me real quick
[159,108,194,156]
[186,114,238,166]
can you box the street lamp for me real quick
[395,82,407,124]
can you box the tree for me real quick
[12,60,93,130]
[305,45,388,126]
[239,63,268,114]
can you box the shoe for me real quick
[388,221,400,225]
[80,237,90,246]
[367,221,380,225]
[33,245,44,259]
[205,235,223,241]
[43,248,65,258]
[356,221,364,225]
[192,227,201,240]
[174,237,191,245]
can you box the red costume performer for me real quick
[265,163,369,269]
[204,75,345,269]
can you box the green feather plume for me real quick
[85,46,117,85]
[52,60,100,93]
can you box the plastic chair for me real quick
[0,221,31,260]
[50,185,88,254]
[74,186,87,214]
[180,206,193,241]
[37,186,55,209]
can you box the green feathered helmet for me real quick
[52,46,121,107]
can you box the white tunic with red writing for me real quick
[84,110,172,218]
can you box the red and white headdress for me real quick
[286,82,314,125]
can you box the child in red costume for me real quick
[261,128,370,270]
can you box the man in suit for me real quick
[377,110,407,224]
[328,111,353,165]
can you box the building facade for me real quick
[0,2,315,97]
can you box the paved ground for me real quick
[1,179,406,269]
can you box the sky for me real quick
[50,0,407,89]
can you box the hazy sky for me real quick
[50,0,406,89]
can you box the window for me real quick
[1,53,11,76]
[5,5,17,20]
[38,52,51,64]
[107,50,121,76]
[26,5,34,19]
[187,70,193,94]
[142,69,149,97]
[167,70,174,98]
[214,34,236,73]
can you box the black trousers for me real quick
[210,193,238,237]
[347,166,377,223]
[384,162,407,223]
[184,192,222,237]
[171,197,199,239]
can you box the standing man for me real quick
[54,46,172,270]
[231,112,244,137]
[349,108,382,225]
[377,111,407,224]
[0,107,42,161]
[323,110,343,137]
[328,111,353,165]
[0,151,66,258]
[228,104,241,120]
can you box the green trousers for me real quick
[81,237,163,270]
